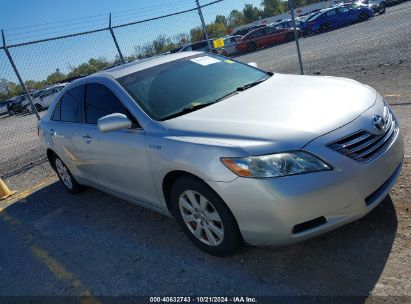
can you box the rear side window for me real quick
[84,83,128,124]
[60,85,84,123]
[52,101,61,121]
[326,9,337,16]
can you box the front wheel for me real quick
[171,177,241,256]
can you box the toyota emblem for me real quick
[372,115,385,133]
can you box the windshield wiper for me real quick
[160,102,218,121]
[160,75,271,121]
[236,76,270,91]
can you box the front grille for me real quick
[327,106,399,163]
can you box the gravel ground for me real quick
[0,2,410,300]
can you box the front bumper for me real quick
[207,111,404,246]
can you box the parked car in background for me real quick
[302,6,373,34]
[232,24,266,37]
[270,19,300,30]
[236,26,302,53]
[39,51,403,256]
[30,84,66,111]
[7,95,28,115]
[0,99,10,115]
[176,40,213,53]
[215,35,242,57]
[349,0,384,13]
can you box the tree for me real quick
[67,58,110,78]
[190,27,205,42]
[228,10,246,28]
[46,68,66,84]
[261,0,287,18]
[214,15,228,26]
[207,22,228,39]
[243,4,262,24]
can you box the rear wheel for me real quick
[246,42,257,52]
[170,177,241,256]
[35,104,43,112]
[358,12,369,22]
[319,24,330,33]
[53,156,83,194]
[285,32,295,42]
[379,2,386,14]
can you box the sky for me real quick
[0,0,262,82]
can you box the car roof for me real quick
[96,51,203,79]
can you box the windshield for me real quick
[118,54,269,120]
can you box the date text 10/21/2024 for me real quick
[149,296,258,303]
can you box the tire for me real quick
[379,2,386,14]
[8,109,14,116]
[358,12,369,22]
[170,176,241,256]
[246,42,257,53]
[35,104,43,112]
[52,155,83,194]
[319,24,330,33]
[285,32,295,42]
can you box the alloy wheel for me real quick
[178,190,224,246]
[55,158,73,190]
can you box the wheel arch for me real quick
[46,148,58,171]
[162,169,244,242]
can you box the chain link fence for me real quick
[0,0,409,178]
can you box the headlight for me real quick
[221,151,331,178]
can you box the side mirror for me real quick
[98,113,132,133]
[248,62,258,68]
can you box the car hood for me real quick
[163,73,377,155]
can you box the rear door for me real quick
[46,85,89,179]
[325,9,340,29]
[337,7,357,25]
[264,27,285,44]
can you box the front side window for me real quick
[84,83,128,124]
[60,85,84,123]
[118,54,270,120]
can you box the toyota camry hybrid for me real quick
[39,52,404,256]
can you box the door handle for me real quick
[82,135,93,144]
[49,129,56,136]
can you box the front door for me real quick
[79,82,159,206]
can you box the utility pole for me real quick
[1,30,40,120]
[195,0,213,52]
[288,0,304,75]
[109,13,125,63]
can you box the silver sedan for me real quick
[39,52,404,256]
